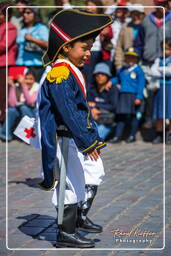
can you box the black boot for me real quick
[56,204,95,248]
[166,133,171,145]
[152,131,163,144]
[77,185,103,233]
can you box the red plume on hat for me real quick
[42,9,112,66]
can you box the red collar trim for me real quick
[53,62,86,98]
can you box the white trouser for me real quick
[52,138,105,206]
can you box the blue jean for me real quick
[0,105,36,141]
[96,123,112,141]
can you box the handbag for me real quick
[24,40,44,54]
[97,109,115,126]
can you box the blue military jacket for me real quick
[38,62,105,190]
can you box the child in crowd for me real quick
[110,47,146,143]
[0,70,38,141]
[87,62,118,141]
[151,38,171,144]
[39,9,112,248]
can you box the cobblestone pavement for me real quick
[0,140,171,256]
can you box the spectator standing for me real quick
[10,0,30,31]
[134,0,171,128]
[87,62,118,141]
[16,7,48,81]
[110,48,146,143]
[110,6,129,62]
[48,0,73,22]
[103,0,117,15]
[100,24,113,67]
[151,38,171,144]
[0,2,17,125]
[82,0,104,86]
[0,70,38,141]
[115,5,144,71]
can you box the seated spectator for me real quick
[110,48,146,143]
[0,70,38,142]
[0,2,17,125]
[10,0,30,31]
[16,7,48,81]
[151,38,171,144]
[87,62,118,141]
[115,6,144,71]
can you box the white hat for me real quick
[128,4,145,13]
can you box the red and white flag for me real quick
[14,115,41,149]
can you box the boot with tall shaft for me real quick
[77,185,103,233]
[56,203,95,248]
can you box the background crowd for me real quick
[0,0,171,144]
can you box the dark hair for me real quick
[165,38,171,48]
[85,0,104,14]
[15,0,30,4]
[23,6,42,26]
[161,38,171,48]
[25,69,36,78]
[0,2,13,20]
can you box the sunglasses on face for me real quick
[24,11,33,15]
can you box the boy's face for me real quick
[95,73,108,86]
[63,39,94,67]
[125,55,138,66]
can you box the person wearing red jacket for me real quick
[0,2,17,124]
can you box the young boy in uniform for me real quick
[39,9,112,248]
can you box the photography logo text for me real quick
[111,228,157,245]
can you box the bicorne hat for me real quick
[42,9,113,66]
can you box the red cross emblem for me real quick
[24,127,36,138]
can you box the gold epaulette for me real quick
[46,65,70,84]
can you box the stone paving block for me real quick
[6,250,45,256]
[114,251,144,256]
[38,232,56,242]
[24,219,55,228]
[44,250,80,256]
[143,250,169,256]
[21,238,53,249]
[7,234,32,249]
[17,226,46,237]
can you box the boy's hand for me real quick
[88,101,96,108]
[87,148,100,161]
[86,142,105,161]
[91,108,101,120]
[18,75,25,85]
[8,76,14,87]
[134,99,141,105]
[105,81,112,91]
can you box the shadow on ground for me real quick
[8,177,43,189]
[17,214,100,247]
